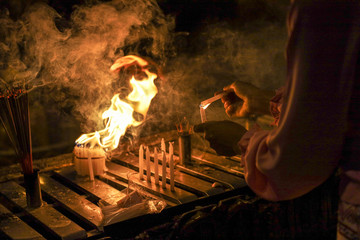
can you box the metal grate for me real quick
[0,134,248,239]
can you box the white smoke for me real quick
[0,0,287,141]
[0,0,175,132]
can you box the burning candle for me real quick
[161,138,166,153]
[200,108,207,123]
[139,144,144,180]
[169,142,175,191]
[146,146,151,182]
[162,151,166,189]
[154,147,159,185]
[169,142,173,156]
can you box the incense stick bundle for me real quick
[0,88,33,175]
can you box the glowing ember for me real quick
[76,55,158,150]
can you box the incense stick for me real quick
[0,88,33,175]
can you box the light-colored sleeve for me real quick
[239,0,360,201]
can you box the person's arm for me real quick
[241,0,360,201]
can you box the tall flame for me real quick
[76,55,158,150]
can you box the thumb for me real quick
[223,84,233,92]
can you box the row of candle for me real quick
[139,138,175,191]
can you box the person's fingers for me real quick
[222,92,242,115]
[225,104,236,117]
[223,83,233,92]
[224,99,246,118]
[221,91,235,102]
[224,101,230,109]
[224,101,234,112]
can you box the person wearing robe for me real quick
[195,1,360,239]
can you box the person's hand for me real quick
[193,120,247,156]
[222,81,275,118]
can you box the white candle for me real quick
[161,138,166,153]
[162,151,166,189]
[169,142,174,191]
[146,146,151,182]
[139,144,144,180]
[87,149,94,181]
[169,141,173,156]
[154,147,159,185]
[200,107,207,123]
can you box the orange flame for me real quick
[76,55,158,150]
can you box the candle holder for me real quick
[73,146,106,179]
[24,168,42,208]
[178,132,192,166]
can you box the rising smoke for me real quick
[0,0,174,132]
[151,4,287,129]
[0,0,288,160]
